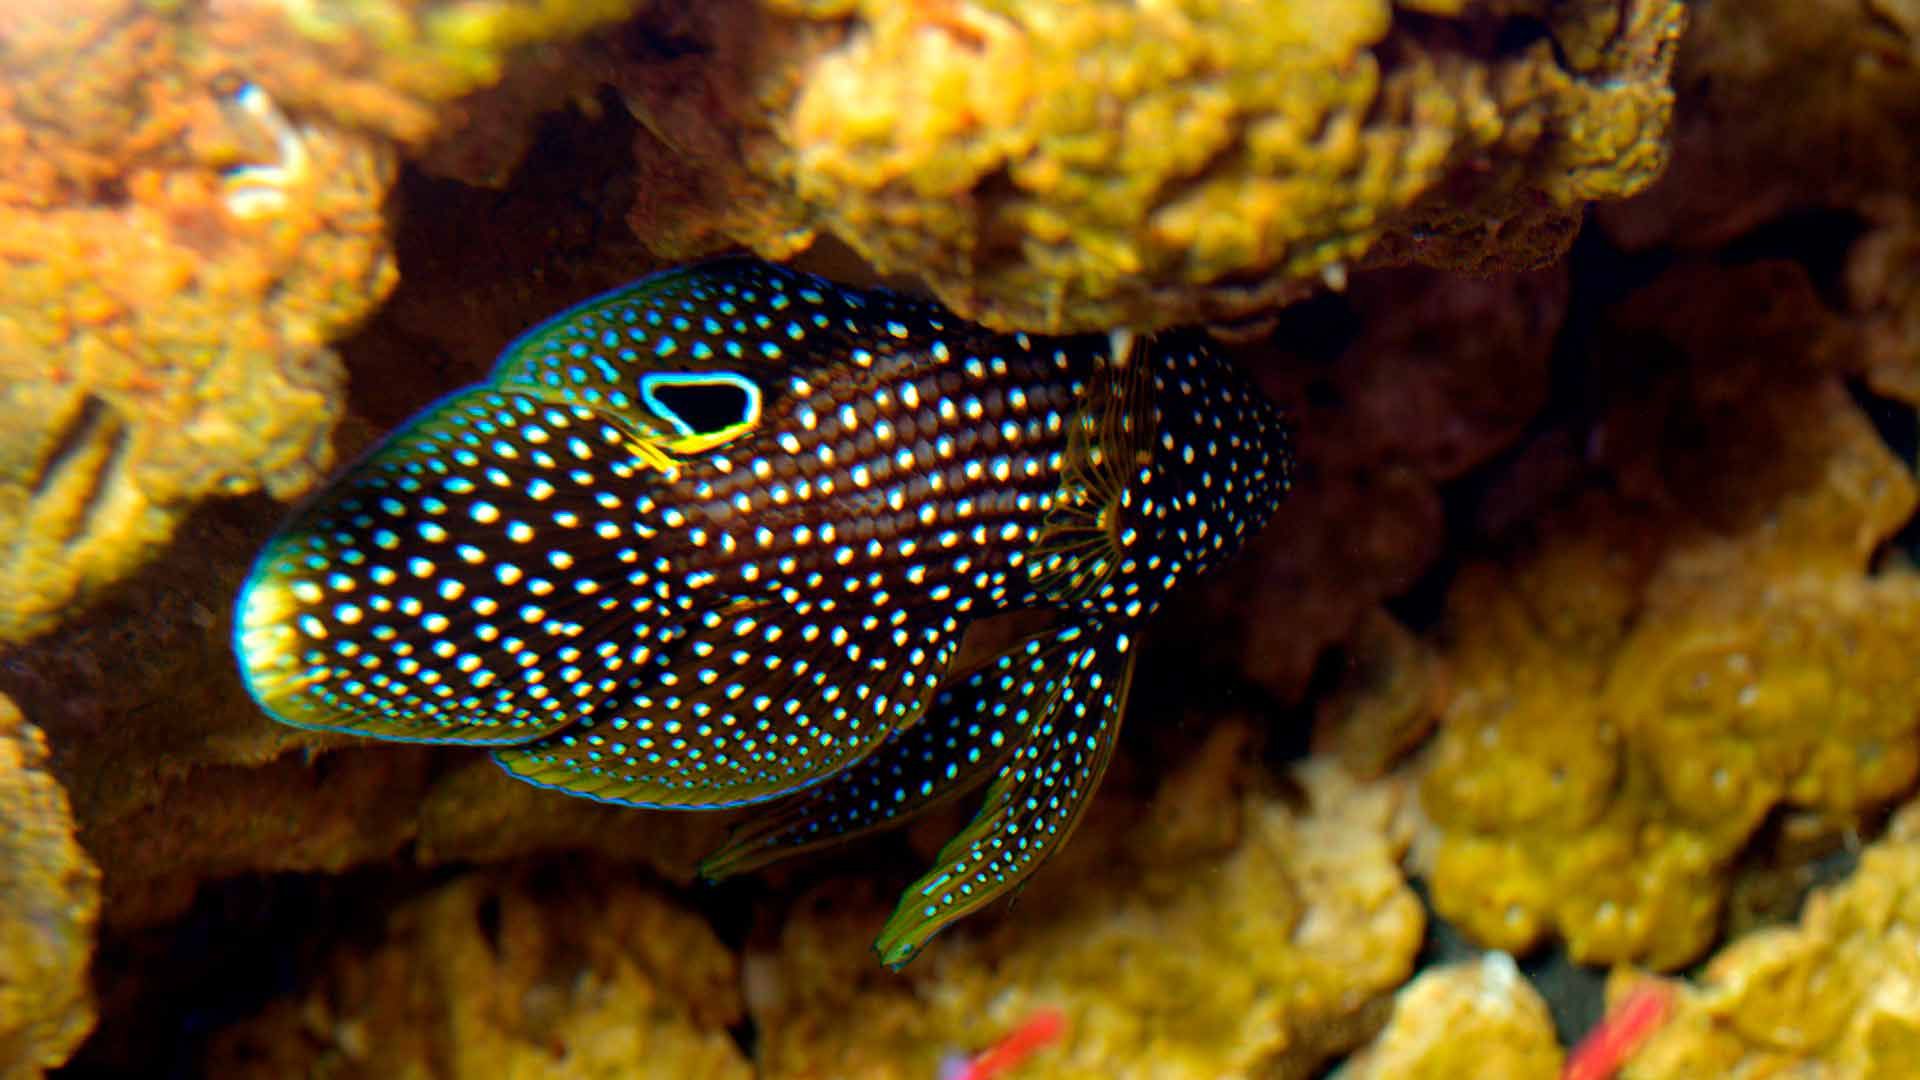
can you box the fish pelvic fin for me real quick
[874,618,1138,968]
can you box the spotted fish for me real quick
[234,258,1292,965]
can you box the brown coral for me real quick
[0,694,102,1076]
[618,0,1682,331]
[1599,0,1920,252]
[200,0,647,149]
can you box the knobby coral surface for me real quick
[617,0,1684,331]
[1414,259,1920,970]
[0,694,101,1077]
[1620,794,1920,1077]
[746,724,1424,1079]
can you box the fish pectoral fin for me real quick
[489,601,962,810]
[1025,332,1156,607]
[698,621,1099,880]
[873,619,1139,969]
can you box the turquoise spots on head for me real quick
[234,256,1293,964]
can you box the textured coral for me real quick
[618,0,1683,331]
[1597,0,1920,475]
[1620,794,1920,1078]
[1332,953,1563,1080]
[0,694,102,1076]
[1415,260,1920,970]
[203,862,751,1079]
[747,724,1423,1079]
[0,1,398,644]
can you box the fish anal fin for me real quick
[874,620,1139,967]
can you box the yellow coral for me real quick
[205,0,648,144]
[1415,262,1920,970]
[203,863,752,1078]
[1620,794,1920,1077]
[0,694,101,1076]
[1333,953,1564,1080]
[0,91,395,642]
[627,0,1683,330]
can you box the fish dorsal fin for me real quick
[489,591,964,809]
[235,387,689,745]
[874,619,1138,967]
[698,620,1094,879]
[1025,329,1156,608]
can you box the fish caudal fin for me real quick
[874,619,1137,968]
[698,622,1096,878]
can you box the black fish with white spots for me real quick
[234,258,1292,965]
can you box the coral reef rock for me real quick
[0,2,399,643]
[746,724,1424,1079]
[1414,260,1920,970]
[1621,793,1920,1078]
[204,862,750,1079]
[617,0,1683,331]
[1332,952,1563,1080]
[0,694,102,1077]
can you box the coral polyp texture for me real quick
[14,1,1920,1077]
[1332,953,1563,1080]
[619,0,1683,331]
[203,863,752,1078]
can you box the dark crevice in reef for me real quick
[62,863,463,1078]
[1718,207,1869,310]
[334,86,651,434]
[1387,215,1673,634]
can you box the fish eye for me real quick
[639,372,762,441]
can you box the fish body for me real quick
[235,258,1291,964]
